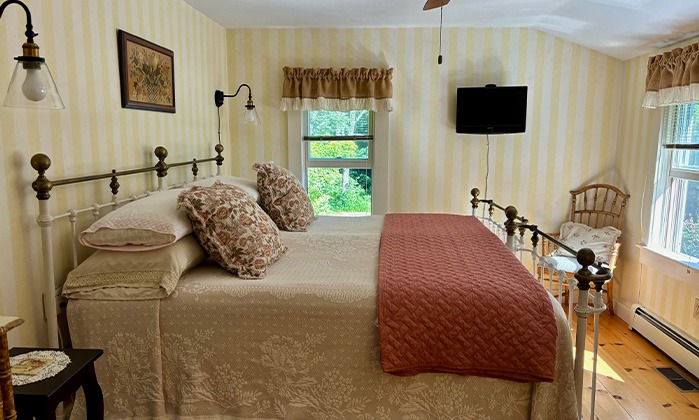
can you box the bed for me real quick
[28,145,602,419]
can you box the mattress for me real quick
[68,216,578,419]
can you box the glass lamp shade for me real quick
[242,106,261,125]
[4,59,64,109]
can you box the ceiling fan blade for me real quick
[423,0,450,11]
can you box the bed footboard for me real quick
[470,187,611,420]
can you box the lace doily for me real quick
[10,350,71,386]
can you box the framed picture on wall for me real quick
[117,30,175,113]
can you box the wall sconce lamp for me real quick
[214,84,260,145]
[215,84,261,125]
[0,0,64,109]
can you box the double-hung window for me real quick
[650,103,699,261]
[303,110,373,216]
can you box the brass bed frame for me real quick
[27,146,606,419]
[30,144,224,349]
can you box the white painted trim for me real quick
[630,304,699,379]
[373,112,389,215]
[286,110,303,181]
[637,244,699,287]
[613,299,633,326]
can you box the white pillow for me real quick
[79,188,192,251]
[552,221,621,263]
[189,175,260,202]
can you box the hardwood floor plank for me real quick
[572,311,699,419]
[581,370,634,420]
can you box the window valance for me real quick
[643,42,699,108]
[280,67,393,112]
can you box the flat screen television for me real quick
[456,84,528,134]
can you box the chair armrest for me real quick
[541,233,560,257]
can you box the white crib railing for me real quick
[470,187,610,420]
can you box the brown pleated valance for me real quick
[280,67,393,112]
[643,42,699,108]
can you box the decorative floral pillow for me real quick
[553,221,622,263]
[189,175,260,203]
[252,161,315,232]
[177,181,286,279]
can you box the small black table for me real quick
[10,347,104,420]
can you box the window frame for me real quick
[649,103,699,263]
[287,110,389,215]
[301,110,374,215]
[302,110,374,167]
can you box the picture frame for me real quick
[117,30,175,113]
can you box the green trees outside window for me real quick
[672,103,699,258]
[305,110,372,216]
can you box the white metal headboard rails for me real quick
[30,144,225,349]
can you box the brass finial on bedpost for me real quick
[192,158,198,179]
[504,206,518,236]
[575,248,610,291]
[154,146,169,178]
[574,248,596,289]
[215,144,224,175]
[109,170,120,196]
[470,188,480,215]
[529,226,539,249]
[504,205,518,251]
[31,153,53,200]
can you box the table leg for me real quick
[82,363,103,420]
[41,404,57,420]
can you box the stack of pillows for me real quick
[63,162,314,300]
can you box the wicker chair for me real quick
[0,316,23,420]
[541,184,630,315]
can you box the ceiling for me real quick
[182,0,699,61]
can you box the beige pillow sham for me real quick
[63,235,205,300]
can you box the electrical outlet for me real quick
[694,298,699,320]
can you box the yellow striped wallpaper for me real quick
[616,40,699,338]
[227,27,623,229]
[3,2,684,347]
[0,0,227,346]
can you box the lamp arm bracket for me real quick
[215,83,253,108]
[0,0,36,43]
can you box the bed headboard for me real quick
[30,144,225,347]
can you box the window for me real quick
[303,110,373,216]
[650,103,699,261]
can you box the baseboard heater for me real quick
[630,305,699,379]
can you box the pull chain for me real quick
[438,6,443,65]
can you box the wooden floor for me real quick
[577,311,699,419]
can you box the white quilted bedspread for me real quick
[68,216,577,419]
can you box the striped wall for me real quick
[615,39,699,338]
[1,5,669,347]
[226,28,623,254]
[0,0,227,346]
[639,265,699,337]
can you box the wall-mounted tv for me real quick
[456,84,528,134]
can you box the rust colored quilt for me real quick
[378,213,557,382]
